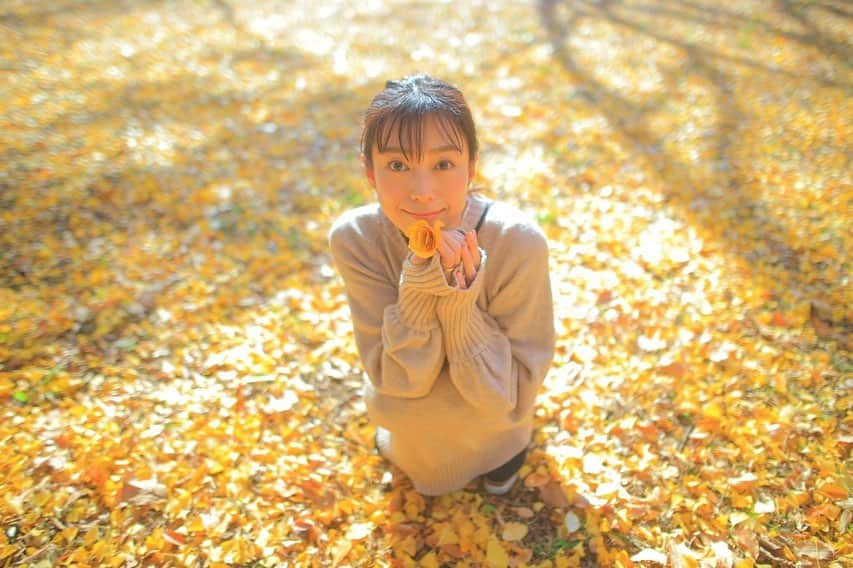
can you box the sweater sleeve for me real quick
[435,225,555,421]
[330,221,452,398]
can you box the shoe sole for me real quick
[483,472,519,495]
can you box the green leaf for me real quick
[553,538,581,552]
[13,391,29,403]
[41,365,64,384]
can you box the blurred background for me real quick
[1,1,850,565]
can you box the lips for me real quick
[405,209,445,221]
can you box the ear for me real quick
[361,154,377,189]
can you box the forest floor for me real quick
[1,0,851,566]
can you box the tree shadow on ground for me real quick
[0,0,166,23]
[615,0,852,71]
[0,2,371,377]
[538,0,851,341]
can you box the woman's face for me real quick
[363,115,477,232]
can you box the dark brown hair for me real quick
[361,74,479,170]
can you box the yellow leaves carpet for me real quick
[0,1,850,566]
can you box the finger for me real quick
[441,229,463,251]
[466,230,481,270]
[454,269,467,289]
[442,228,465,246]
[438,239,455,269]
[448,233,464,264]
[461,242,476,284]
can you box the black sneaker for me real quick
[482,448,527,495]
[483,472,520,495]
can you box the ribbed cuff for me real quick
[435,249,490,360]
[394,286,439,330]
[400,253,455,296]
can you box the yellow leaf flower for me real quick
[405,219,444,259]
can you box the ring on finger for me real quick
[442,261,462,273]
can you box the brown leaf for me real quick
[538,481,571,508]
[795,540,834,561]
[510,507,535,520]
[733,527,759,558]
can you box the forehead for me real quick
[376,113,466,157]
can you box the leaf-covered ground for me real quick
[1,1,851,566]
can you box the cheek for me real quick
[442,171,470,197]
[375,173,405,196]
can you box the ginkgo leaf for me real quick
[754,499,776,514]
[500,522,528,542]
[345,522,373,541]
[485,537,510,568]
[631,548,668,564]
[729,473,758,492]
[795,540,835,561]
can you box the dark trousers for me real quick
[485,448,527,482]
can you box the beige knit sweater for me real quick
[329,194,555,495]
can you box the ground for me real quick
[0,0,851,566]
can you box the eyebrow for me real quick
[378,144,462,155]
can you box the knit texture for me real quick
[329,194,555,495]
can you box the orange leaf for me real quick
[729,473,759,492]
[806,503,841,522]
[817,482,848,500]
[163,530,185,546]
[524,471,551,488]
[657,361,687,378]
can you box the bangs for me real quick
[374,111,465,162]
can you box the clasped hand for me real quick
[412,228,481,289]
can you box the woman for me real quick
[329,74,555,496]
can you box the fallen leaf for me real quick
[524,471,551,488]
[564,511,581,532]
[511,506,535,519]
[485,537,510,568]
[631,548,668,564]
[501,522,528,542]
[732,526,759,558]
[729,472,758,492]
[754,499,775,514]
[795,540,834,561]
[539,481,571,508]
[345,522,373,541]
[331,539,352,566]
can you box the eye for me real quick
[435,159,454,171]
[388,160,408,172]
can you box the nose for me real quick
[410,171,434,202]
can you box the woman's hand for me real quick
[439,229,481,288]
